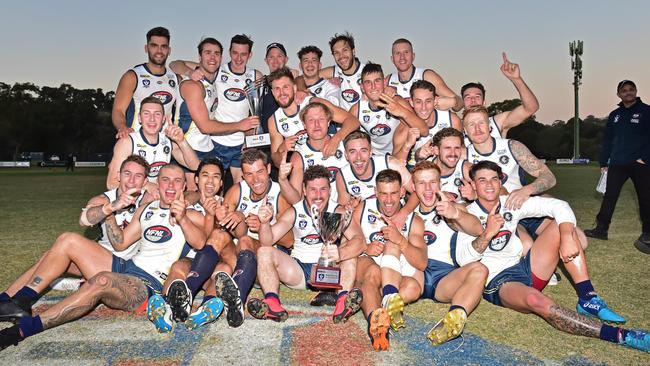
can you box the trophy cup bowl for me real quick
[309,206,353,289]
[244,77,271,148]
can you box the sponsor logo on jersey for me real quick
[489,230,512,251]
[149,161,167,177]
[503,212,513,222]
[497,149,507,154]
[499,155,510,165]
[423,231,437,245]
[299,219,308,229]
[342,89,359,103]
[169,80,176,88]
[163,146,171,154]
[142,79,150,87]
[369,231,385,243]
[224,88,246,102]
[352,185,361,195]
[370,124,391,137]
[302,234,321,245]
[151,91,173,105]
[144,225,172,243]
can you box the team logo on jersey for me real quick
[367,214,377,223]
[163,146,171,154]
[239,203,248,210]
[245,78,253,85]
[296,131,308,145]
[142,79,151,87]
[489,230,512,251]
[221,75,228,82]
[224,88,246,102]
[503,212,513,222]
[499,155,510,165]
[423,231,437,245]
[352,185,361,195]
[299,219,308,229]
[335,150,343,159]
[281,123,289,132]
[454,178,463,187]
[127,205,136,214]
[151,91,174,105]
[307,159,315,166]
[144,225,172,243]
[370,124,391,137]
[342,89,360,103]
[327,167,338,182]
[149,162,167,177]
[138,150,146,157]
[145,211,154,220]
[432,214,442,225]
[210,100,218,113]
[363,115,370,123]
[314,87,322,94]
[369,231,385,243]
[302,234,321,245]
[169,80,176,88]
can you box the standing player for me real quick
[107,97,199,193]
[351,63,428,157]
[296,46,341,106]
[455,161,648,352]
[387,38,462,111]
[246,165,365,323]
[461,52,539,140]
[318,32,365,111]
[112,27,179,139]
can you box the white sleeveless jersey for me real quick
[466,138,524,193]
[236,180,281,239]
[98,189,145,259]
[414,206,458,265]
[129,130,172,182]
[132,200,189,286]
[464,115,502,146]
[295,139,347,202]
[340,155,390,200]
[291,200,338,263]
[357,100,401,156]
[126,64,179,131]
[359,198,415,266]
[459,195,576,283]
[273,96,312,145]
[213,63,257,146]
[308,78,341,107]
[408,109,454,167]
[177,77,217,152]
[387,67,426,99]
[334,59,365,111]
[439,159,468,203]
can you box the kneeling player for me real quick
[457,161,650,353]
[247,165,365,323]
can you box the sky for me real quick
[1,0,648,124]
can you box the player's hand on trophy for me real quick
[484,203,505,239]
[164,125,185,143]
[258,202,274,224]
[459,178,477,201]
[245,213,261,232]
[238,116,260,132]
[115,126,135,139]
[500,52,521,81]
[321,244,340,263]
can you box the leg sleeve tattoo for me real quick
[545,304,601,338]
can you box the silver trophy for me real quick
[244,77,271,148]
[308,204,353,289]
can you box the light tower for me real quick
[569,40,583,160]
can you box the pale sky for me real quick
[1,0,648,123]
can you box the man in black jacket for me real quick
[585,80,650,254]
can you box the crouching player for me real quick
[246,165,365,323]
[457,161,650,353]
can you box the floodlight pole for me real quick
[570,40,583,159]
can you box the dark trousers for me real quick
[596,161,650,233]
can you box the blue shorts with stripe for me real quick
[421,259,456,301]
[111,256,163,297]
[483,253,532,307]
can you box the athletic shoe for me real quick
[0,299,31,322]
[620,329,650,353]
[246,297,288,322]
[214,271,244,328]
[381,293,405,331]
[146,295,173,333]
[310,290,338,307]
[332,288,363,324]
[548,271,562,286]
[576,295,626,323]
[185,297,225,330]
[427,308,467,346]
[167,279,192,323]
[634,233,650,254]
[584,227,608,240]
[0,325,22,351]
[369,308,390,351]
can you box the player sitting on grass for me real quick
[457,161,650,353]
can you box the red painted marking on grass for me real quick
[291,319,373,365]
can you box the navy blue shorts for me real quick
[292,257,314,288]
[111,256,163,297]
[421,259,456,301]
[213,144,242,169]
[519,217,547,240]
[483,253,532,307]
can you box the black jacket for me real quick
[599,97,650,167]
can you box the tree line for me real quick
[0,82,607,161]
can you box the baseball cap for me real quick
[617,79,636,92]
[266,42,287,57]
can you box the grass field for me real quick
[0,165,649,365]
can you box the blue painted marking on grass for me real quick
[279,316,322,365]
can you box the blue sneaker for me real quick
[576,295,626,323]
[147,294,173,333]
[621,329,650,353]
[185,297,225,330]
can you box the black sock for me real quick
[186,246,220,297]
[575,280,596,301]
[232,250,257,304]
[12,287,39,310]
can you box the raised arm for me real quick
[167,125,200,171]
[106,137,132,189]
[258,204,295,247]
[493,53,539,136]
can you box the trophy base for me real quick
[245,133,271,148]
[308,265,342,290]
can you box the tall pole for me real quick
[570,40,583,159]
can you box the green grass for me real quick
[0,165,649,365]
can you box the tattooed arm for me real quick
[506,139,557,209]
[80,195,110,226]
[105,205,144,251]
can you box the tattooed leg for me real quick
[26,232,113,293]
[39,272,148,330]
